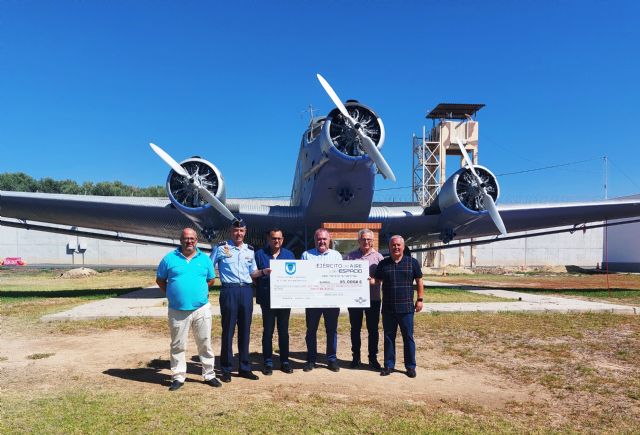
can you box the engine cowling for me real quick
[435,165,500,242]
[321,100,385,160]
[165,157,227,238]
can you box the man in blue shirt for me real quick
[301,228,343,373]
[374,235,424,379]
[254,228,296,375]
[156,228,220,391]
[211,219,262,382]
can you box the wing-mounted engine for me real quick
[434,165,500,243]
[165,157,228,240]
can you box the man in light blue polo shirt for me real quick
[301,228,343,373]
[156,228,220,391]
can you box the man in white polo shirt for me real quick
[301,228,343,373]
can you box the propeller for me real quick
[149,142,236,221]
[451,134,507,236]
[316,74,396,182]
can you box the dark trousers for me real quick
[260,304,291,367]
[219,284,253,373]
[348,300,381,361]
[382,311,416,370]
[305,307,340,363]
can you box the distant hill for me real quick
[0,172,165,197]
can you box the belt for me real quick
[221,283,252,288]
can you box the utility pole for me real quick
[603,155,608,200]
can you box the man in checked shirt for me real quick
[374,235,424,378]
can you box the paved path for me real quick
[40,282,638,321]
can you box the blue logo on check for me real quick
[285,262,297,275]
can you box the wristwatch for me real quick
[416,298,423,302]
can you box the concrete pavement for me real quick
[40,281,638,321]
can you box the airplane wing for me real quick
[4,190,640,251]
[0,191,301,248]
[376,196,640,245]
[458,198,640,239]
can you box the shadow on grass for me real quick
[0,287,142,299]
[104,358,212,386]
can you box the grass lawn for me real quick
[432,272,640,305]
[2,269,640,433]
[2,311,640,433]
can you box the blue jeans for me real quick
[348,300,381,361]
[382,311,416,370]
[219,284,253,373]
[260,304,291,367]
[305,308,340,363]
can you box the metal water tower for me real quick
[412,103,485,268]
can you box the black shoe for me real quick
[380,367,392,377]
[327,361,340,372]
[204,377,222,388]
[239,370,259,380]
[349,359,361,369]
[406,368,417,378]
[168,380,184,391]
[369,359,382,370]
[262,366,273,376]
[303,362,315,372]
[220,372,232,383]
[280,363,293,374]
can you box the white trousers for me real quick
[168,302,216,382]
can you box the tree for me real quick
[0,172,165,197]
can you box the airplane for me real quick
[1,74,640,254]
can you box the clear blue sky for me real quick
[2,1,639,203]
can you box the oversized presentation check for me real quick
[270,260,370,309]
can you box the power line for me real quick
[235,157,610,199]
[607,157,640,190]
[496,157,601,177]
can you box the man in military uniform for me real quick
[211,219,262,382]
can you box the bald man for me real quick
[156,228,220,391]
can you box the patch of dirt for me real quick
[0,328,545,410]
[57,268,99,279]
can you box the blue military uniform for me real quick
[211,240,257,375]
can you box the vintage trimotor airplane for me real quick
[2,74,640,253]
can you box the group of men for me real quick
[156,220,424,391]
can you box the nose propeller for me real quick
[316,74,396,182]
